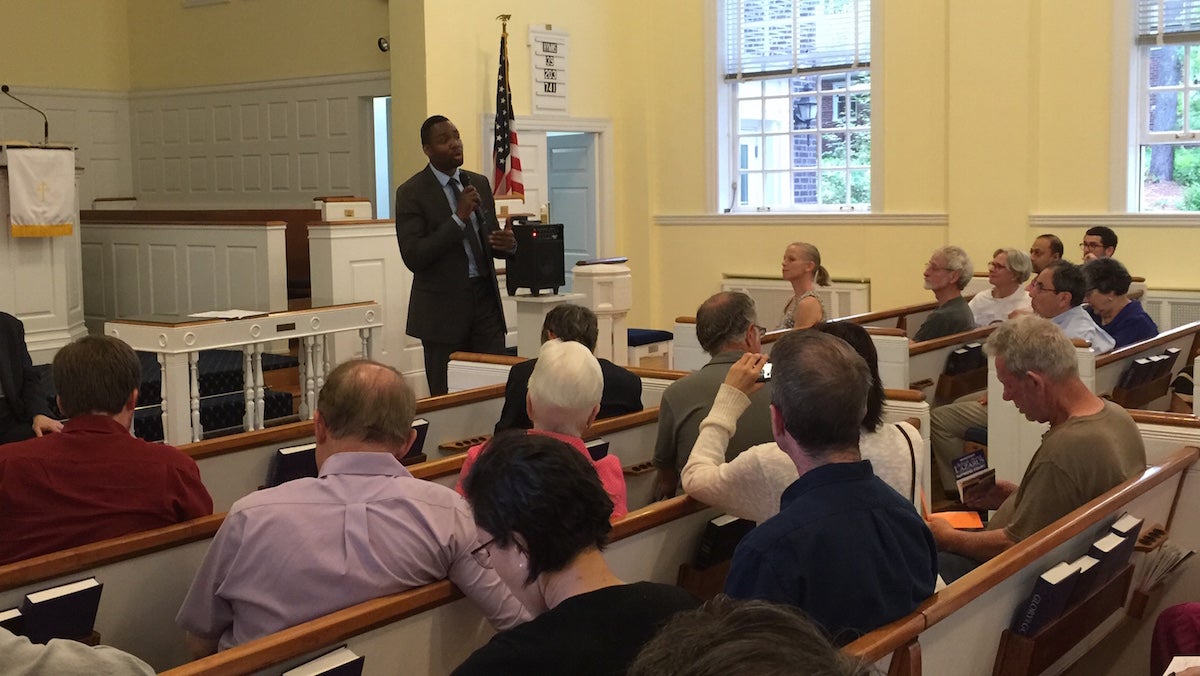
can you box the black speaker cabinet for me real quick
[506,223,565,296]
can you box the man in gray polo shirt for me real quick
[652,292,774,501]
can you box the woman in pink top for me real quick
[455,340,627,520]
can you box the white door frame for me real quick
[481,115,615,258]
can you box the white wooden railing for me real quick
[105,302,382,445]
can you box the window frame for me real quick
[717,0,875,214]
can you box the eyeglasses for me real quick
[471,538,495,568]
[1079,241,1105,251]
[987,261,1007,272]
[925,262,951,272]
[1030,280,1059,294]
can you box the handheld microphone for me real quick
[460,172,490,233]
[1,84,49,146]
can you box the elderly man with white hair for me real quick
[914,245,975,342]
[456,339,628,520]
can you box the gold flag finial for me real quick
[496,14,511,23]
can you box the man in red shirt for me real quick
[0,335,212,564]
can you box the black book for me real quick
[265,442,318,487]
[20,577,103,644]
[0,607,23,635]
[1089,531,1138,584]
[408,418,430,458]
[585,438,610,461]
[1010,561,1080,637]
[283,646,365,676]
[1111,513,1145,541]
[694,514,756,569]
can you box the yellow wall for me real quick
[15,1,1195,327]
[0,0,130,91]
[126,0,389,90]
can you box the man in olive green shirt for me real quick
[929,316,1145,582]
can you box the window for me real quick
[720,0,871,211]
[1136,1,1200,211]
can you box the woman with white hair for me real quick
[456,339,627,520]
[776,241,830,330]
[969,247,1033,326]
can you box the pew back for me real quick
[447,351,682,408]
[845,445,1198,676]
[161,497,720,676]
[0,515,224,670]
[1089,320,1200,410]
[188,385,507,511]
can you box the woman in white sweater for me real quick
[680,321,923,523]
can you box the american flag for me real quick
[492,27,524,198]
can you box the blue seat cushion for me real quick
[628,329,673,346]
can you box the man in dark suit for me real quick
[495,304,642,432]
[395,115,516,396]
[0,312,60,444]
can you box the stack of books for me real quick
[1009,513,1144,636]
[0,577,103,644]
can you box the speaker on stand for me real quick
[506,218,565,296]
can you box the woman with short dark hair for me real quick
[453,432,698,675]
[1082,258,1158,348]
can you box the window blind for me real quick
[1137,0,1200,44]
[722,0,870,80]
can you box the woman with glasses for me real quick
[969,248,1033,326]
[777,241,830,330]
[453,432,699,676]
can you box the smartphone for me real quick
[756,362,772,382]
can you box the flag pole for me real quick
[491,13,524,201]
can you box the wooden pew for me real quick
[843,444,1199,675]
[1087,320,1200,411]
[759,323,995,405]
[156,496,719,675]
[189,384,506,510]
[0,407,667,669]
[446,351,684,408]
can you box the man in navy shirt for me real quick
[723,331,937,645]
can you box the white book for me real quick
[278,442,317,455]
[283,646,363,676]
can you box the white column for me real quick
[573,264,633,365]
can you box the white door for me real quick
[546,132,598,291]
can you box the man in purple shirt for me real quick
[177,359,528,655]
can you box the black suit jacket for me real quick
[495,357,644,432]
[0,312,52,428]
[394,166,512,344]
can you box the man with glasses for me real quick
[1028,261,1115,354]
[1081,226,1118,262]
[177,359,527,656]
[930,261,1114,499]
[914,245,975,342]
[652,291,774,501]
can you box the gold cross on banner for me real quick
[35,181,50,202]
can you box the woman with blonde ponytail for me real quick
[777,242,829,330]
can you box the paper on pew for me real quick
[1165,656,1200,675]
[929,511,984,529]
[920,489,984,529]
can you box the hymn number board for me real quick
[529,28,569,115]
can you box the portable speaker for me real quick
[506,222,565,296]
